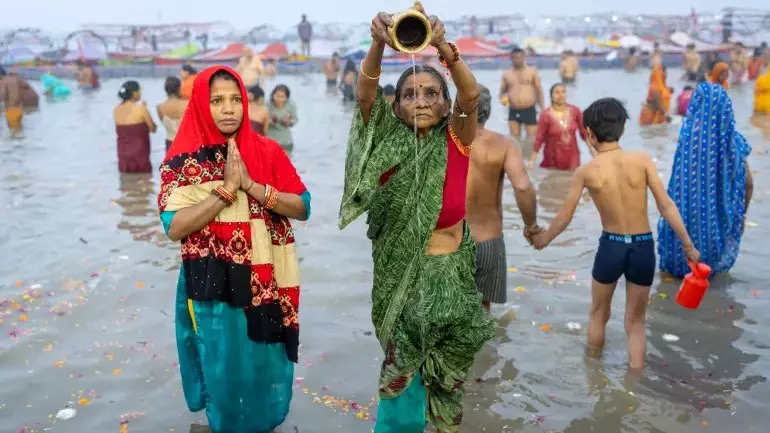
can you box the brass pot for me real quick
[387,9,432,54]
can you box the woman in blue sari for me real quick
[157,66,311,433]
[657,82,754,278]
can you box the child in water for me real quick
[676,85,694,116]
[531,98,700,369]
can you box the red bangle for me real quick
[438,42,460,68]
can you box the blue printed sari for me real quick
[657,82,751,278]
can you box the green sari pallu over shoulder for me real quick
[339,88,495,432]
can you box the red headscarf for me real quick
[160,65,305,211]
[157,65,305,363]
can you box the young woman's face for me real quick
[209,77,244,136]
[550,85,567,106]
[132,89,142,101]
[272,89,288,106]
[395,72,449,131]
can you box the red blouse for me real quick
[533,105,587,171]
[379,126,469,230]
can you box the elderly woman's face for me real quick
[396,72,449,131]
[209,77,243,136]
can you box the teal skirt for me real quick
[162,211,294,433]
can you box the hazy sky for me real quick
[3,1,750,31]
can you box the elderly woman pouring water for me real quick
[338,2,494,432]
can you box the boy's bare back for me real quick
[580,149,657,235]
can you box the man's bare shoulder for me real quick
[473,129,515,162]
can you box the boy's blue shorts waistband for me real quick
[601,232,654,244]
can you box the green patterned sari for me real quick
[339,88,494,432]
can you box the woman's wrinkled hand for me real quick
[223,138,241,193]
[414,2,445,48]
[370,12,394,47]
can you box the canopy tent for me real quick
[62,30,109,61]
[194,42,247,62]
[260,42,288,59]
[1,46,37,65]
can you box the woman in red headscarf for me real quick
[157,66,311,433]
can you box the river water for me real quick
[1,68,769,433]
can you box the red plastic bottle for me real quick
[675,261,712,309]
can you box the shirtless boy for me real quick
[500,48,544,144]
[531,98,700,369]
[624,47,640,73]
[467,85,540,311]
[323,52,341,93]
[683,43,701,81]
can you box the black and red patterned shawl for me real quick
[157,65,306,362]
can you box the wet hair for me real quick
[248,84,265,101]
[582,97,629,143]
[0,66,5,76]
[753,48,762,57]
[629,47,637,55]
[271,84,291,101]
[118,80,140,102]
[511,47,524,55]
[209,69,238,85]
[182,64,197,75]
[343,59,357,74]
[477,85,492,125]
[549,82,565,98]
[383,84,396,96]
[393,65,450,107]
[164,76,181,97]
[683,85,693,91]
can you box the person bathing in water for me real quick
[467,85,540,311]
[683,43,701,82]
[157,76,188,152]
[77,60,100,89]
[500,47,544,145]
[323,52,341,94]
[530,98,700,369]
[247,84,270,135]
[729,42,749,85]
[340,59,358,103]
[624,47,640,73]
[559,50,578,84]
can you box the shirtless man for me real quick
[559,50,579,84]
[467,85,540,311]
[683,43,701,81]
[729,42,749,85]
[322,52,341,94]
[236,47,264,88]
[624,47,640,72]
[500,47,544,145]
[531,98,700,369]
[0,67,38,134]
[648,43,662,69]
[77,61,100,89]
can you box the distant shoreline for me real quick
[9,54,691,81]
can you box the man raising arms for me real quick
[500,47,544,146]
[467,85,541,311]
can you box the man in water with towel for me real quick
[467,85,541,311]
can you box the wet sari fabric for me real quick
[657,83,751,278]
[339,87,494,432]
[157,66,308,433]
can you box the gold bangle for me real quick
[359,60,381,80]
